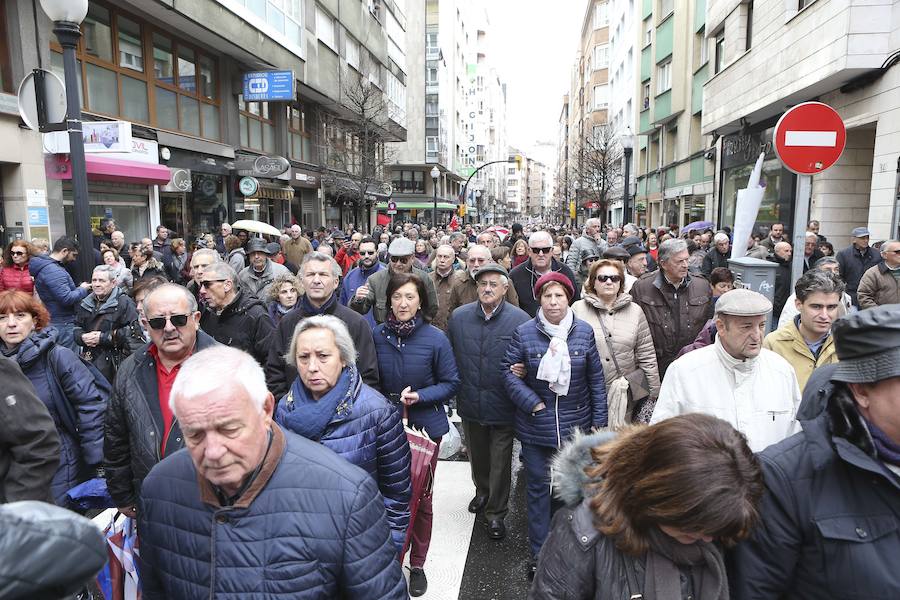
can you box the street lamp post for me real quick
[620,126,635,226]
[40,0,92,284]
[430,165,440,229]
[473,189,481,226]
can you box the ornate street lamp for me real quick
[40,0,93,283]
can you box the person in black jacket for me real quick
[130,243,167,284]
[835,226,883,306]
[508,231,580,317]
[103,283,218,517]
[701,232,731,277]
[266,253,379,399]
[0,356,59,504]
[770,241,793,320]
[74,265,139,383]
[198,262,273,367]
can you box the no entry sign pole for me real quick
[773,102,847,286]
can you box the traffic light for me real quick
[458,204,466,217]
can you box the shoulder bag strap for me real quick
[595,311,622,378]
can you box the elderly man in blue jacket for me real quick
[138,345,407,599]
[730,304,900,599]
[448,262,530,541]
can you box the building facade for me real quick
[0,0,410,248]
[607,0,637,224]
[633,0,715,230]
[703,0,900,249]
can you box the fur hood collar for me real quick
[551,429,618,505]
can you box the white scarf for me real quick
[537,308,574,397]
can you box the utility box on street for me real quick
[728,256,779,332]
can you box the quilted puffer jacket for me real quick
[373,319,460,440]
[28,254,90,324]
[3,327,105,504]
[502,315,608,447]
[275,371,412,550]
[138,425,408,599]
[447,300,531,425]
[0,263,34,294]
[74,286,140,383]
[199,289,273,366]
[103,331,218,507]
[529,431,696,600]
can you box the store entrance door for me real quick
[160,193,193,242]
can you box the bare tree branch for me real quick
[570,124,623,224]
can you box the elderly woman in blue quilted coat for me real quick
[373,271,460,597]
[275,314,411,551]
[503,271,607,575]
[0,290,106,505]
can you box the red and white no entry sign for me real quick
[773,102,846,175]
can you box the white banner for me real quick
[730,152,766,261]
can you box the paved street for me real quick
[404,421,533,600]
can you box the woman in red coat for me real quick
[0,241,35,294]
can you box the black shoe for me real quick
[527,560,537,581]
[409,567,428,597]
[468,494,488,513]
[488,519,506,540]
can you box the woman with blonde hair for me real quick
[572,259,660,425]
[531,414,764,599]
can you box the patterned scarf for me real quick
[386,312,421,339]
[280,367,357,441]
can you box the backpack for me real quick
[46,346,112,438]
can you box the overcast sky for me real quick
[485,0,587,170]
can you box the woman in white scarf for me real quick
[504,270,608,577]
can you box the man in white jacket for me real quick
[651,289,801,452]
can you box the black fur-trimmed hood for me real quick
[551,429,618,505]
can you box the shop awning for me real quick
[45,154,173,186]
[257,182,295,200]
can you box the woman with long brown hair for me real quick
[530,414,764,599]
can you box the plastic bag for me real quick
[438,415,462,459]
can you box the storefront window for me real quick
[63,184,151,243]
[190,174,227,238]
[720,158,793,235]
[51,2,221,140]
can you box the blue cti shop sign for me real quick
[242,71,295,102]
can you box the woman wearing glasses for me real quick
[0,290,106,505]
[0,241,36,294]
[572,259,660,425]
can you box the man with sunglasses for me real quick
[198,262,273,366]
[350,237,438,324]
[104,283,218,520]
[339,237,385,328]
[509,231,579,317]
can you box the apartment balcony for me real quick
[703,0,893,135]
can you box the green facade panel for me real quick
[695,0,707,31]
[653,90,672,122]
[690,157,707,184]
[656,16,674,62]
[641,46,652,81]
[642,0,653,20]
[692,64,708,115]
[640,109,651,133]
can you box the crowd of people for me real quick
[0,214,898,599]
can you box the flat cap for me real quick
[581,251,600,264]
[246,238,272,255]
[714,288,772,316]
[388,236,416,256]
[602,246,630,261]
[265,242,282,256]
[620,236,647,257]
[851,226,871,238]
[474,262,509,279]
[830,304,900,383]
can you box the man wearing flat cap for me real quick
[447,263,530,541]
[651,288,801,452]
[237,238,291,299]
[836,226,882,307]
[731,304,900,598]
[350,236,438,324]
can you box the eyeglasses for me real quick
[597,275,622,283]
[146,314,191,330]
[199,279,227,288]
[530,247,552,254]
[9,251,26,256]
[476,280,502,289]
[359,250,377,256]
[884,249,900,255]
[584,257,599,263]
[390,255,411,263]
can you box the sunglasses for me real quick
[146,314,191,330]
[359,250,377,256]
[530,247,552,254]
[199,279,227,288]
[10,250,26,256]
[390,255,411,263]
[597,275,622,283]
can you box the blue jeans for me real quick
[521,442,562,558]
[54,321,77,353]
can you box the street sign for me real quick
[387,201,397,215]
[239,176,259,196]
[773,102,846,175]
[242,71,295,102]
[17,69,67,131]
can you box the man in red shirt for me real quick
[334,232,363,275]
[104,283,218,518]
